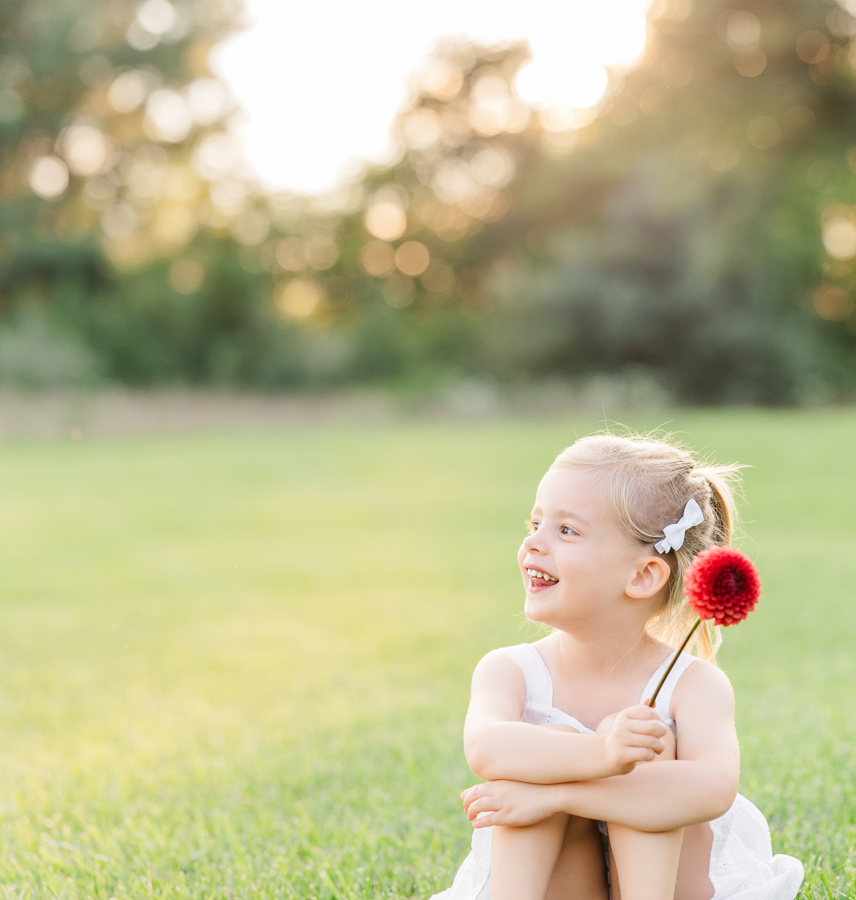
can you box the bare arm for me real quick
[463,649,668,784]
[463,660,740,832]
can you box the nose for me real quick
[521,531,545,554]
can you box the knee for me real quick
[493,812,570,840]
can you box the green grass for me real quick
[0,409,852,899]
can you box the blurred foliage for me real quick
[3,0,856,401]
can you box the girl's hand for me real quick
[600,704,668,776]
[460,780,559,828]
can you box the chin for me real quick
[523,595,555,627]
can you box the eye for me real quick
[560,525,578,536]
[525,519,540,534]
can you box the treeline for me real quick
[2,0,856,403]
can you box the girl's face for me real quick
[517,466,655,632]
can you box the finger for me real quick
[472,812,497,829]
[626,720,668,738]
[623,733,666,752]
[466,797,499,820]
[612,730,665,752]
[625,704,664,720]
[627,722,669,741]
[617,747,657,765]
[461,783,486,803]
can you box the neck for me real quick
[551,613,663,680]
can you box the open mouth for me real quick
[525,567,559,589]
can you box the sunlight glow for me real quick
[212,0,651,195]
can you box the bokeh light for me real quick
[364,188,408,241]
[126,0,187,51]
[823,218,856,259]
[796,30,830,64]
[395,241,430,276]
[59,122,115,176]
[145,89,193,143]
[185,79,230,125]
[360,240,396,277]
[192,133,239,181]
[277,278,325,320]
[469,144,515,188]
[813,284,854,321]
[725,11,761,48]
[418,60,464,101]
[137,0,177,36]
[402,109,443,149]
[275,238,307,272]
[28,156,69,199]
[107,70,150,113]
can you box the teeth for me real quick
[526,568,558,583]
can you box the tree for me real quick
[3,0,856,400]
[304,0,856,402]
[0,0,307,387]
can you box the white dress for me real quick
[432,643,804,900]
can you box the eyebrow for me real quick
[531,507,591,527]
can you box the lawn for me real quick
[0,409,852,899]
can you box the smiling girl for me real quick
[431,433,803,900]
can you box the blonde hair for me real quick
[551,431,744,661]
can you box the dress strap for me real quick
[640,651,696,732]
[500,643,554,710]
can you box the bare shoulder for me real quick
[472,647,526,686]
[468,647,527,715]
[472,635,554,688]
[672,658,735,715]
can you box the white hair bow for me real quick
[655,498,704,554]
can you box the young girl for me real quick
[432,433,804,900]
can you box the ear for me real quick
[625,554,672,600]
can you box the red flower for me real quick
[684,546,761,626]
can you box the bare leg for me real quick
[608,814,714,900]
[490,814,570,900]
[491,723,608,900]
[593,712,715,900]
[598,716,683,900]
[674,823,714,900]
[491,813,608,900]
[608,823,683,900]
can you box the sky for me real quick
[212,0,651,196]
